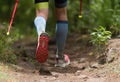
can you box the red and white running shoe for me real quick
[36,33,49,63]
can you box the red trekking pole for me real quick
[7,0,18,35]
[79,0,83,18]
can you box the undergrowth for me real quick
[0,26,22,64]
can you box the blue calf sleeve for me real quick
[56,21,68,59]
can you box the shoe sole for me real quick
[36,33,49,63]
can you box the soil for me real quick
[1,34,120,82]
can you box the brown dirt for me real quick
[1,34,120,82]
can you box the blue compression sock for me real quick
[56,21,68,59]
[34,16,46,36]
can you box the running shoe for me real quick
[55,54,70,67]
[36,32,49,63]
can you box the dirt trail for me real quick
[1,34,120,82]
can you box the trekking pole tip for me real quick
[78,15,82,18]
[6,32,10,35]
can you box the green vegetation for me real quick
[0,26,22,64]
[90,26,111,46]
[109,3,120,34]
[0,0,119,35]
[90,26,111,60]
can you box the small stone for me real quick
[79,58,86,63]
[79,65,86,70]
[78,75,88,79]
[90,63,99,69]
[106,55,114,63]
[75,70,81,76]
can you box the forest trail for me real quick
[0,34,120,82]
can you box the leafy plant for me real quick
[90,26,112,63]
[90,26,112,46]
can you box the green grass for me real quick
[0,25,23,64]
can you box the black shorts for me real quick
[35,0,67,8]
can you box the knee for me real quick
[36,9,48,20]
[35,2,49,20]
[55,8,68,21]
